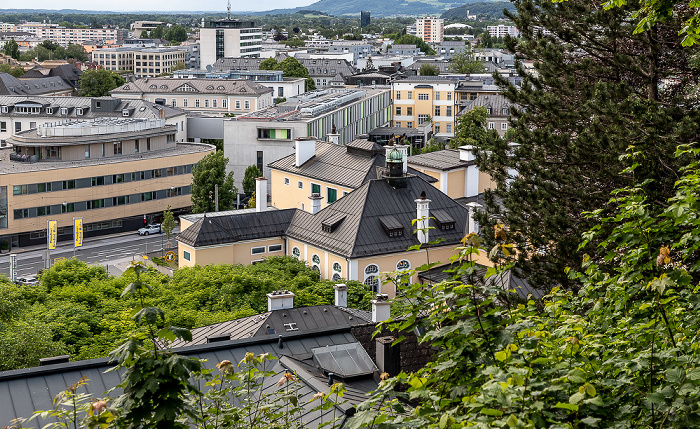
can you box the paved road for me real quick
[0,230,178,278]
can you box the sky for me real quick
[3,0,318,13]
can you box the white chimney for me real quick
[415,194,431,244]
[467,202,482,234]
[255,177,267,212]
[327,133,340,144]
[506,142,520,186]
[334,283,348,307]
[396,144,409,173]
[267,290,295,311]
[309,193,323,214]
[371,294,391,323]
[295,137,316,167]
[459,145,475,162]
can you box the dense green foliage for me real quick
[418,64,439,76]
[260,57,316,91]
[448,47,486,74]
[19,42,89,62]
[78,69,126,97]
[0,63,24,78]
[388,34,436,55]
[0,257,371,371]
[190,151,237,213]
[3,39,20,60]
[242,165,262,196]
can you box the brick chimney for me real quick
[295,137,316,167]
[267,290,295,311]
[255,177,267,212]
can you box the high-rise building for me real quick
[361,11,371,27]
[199,18,262,69]
[415,16,444,43]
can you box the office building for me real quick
[199,18,263,68]
[361,11,371,28]
[91,47,187,78]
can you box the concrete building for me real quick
[92,46,187,78]
[392,76,460,138]
[110,78,274,117]
[172,69,306,100]
[327,41,374,66]
[435,41,469,59]
[387,44,421,56]
[356,55,415,71]
[487,25,520,38]
[130,21,165,38]
[199,18,263,68]
[415,17,444,43]
[224,87,391,189]
[1,116,212,247]
[14,22,127,46]
[0,96,189,146]
[455,79,501,108]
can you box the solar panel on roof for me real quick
[312,342,377,378]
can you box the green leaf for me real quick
[581,417,601,426]
[480,408,503,416]
[506,414,519,427]
[554,402,579,412]
[495,351,508,362]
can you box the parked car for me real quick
[138,224,161,235]
[15,275,38,286]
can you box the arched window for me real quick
[333,262,342,273]
[396,260,410,271]
[332,273,342,281]
[364,275,379,293]
[312,254,321,265]
[365,264,379,275]
[311,265,320,273]
[292,247,300,259]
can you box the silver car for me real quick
[138,224,161,235]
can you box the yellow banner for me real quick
[47,220,57,250]
[74,218,83,248]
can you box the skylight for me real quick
[312,342,377,378]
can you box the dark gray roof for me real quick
[0,73,70,96]
[408,149,472,171]
[418,263,545,300]
[164,305,373,348]
[177,208,297,247]
[20,64,82,88]
[112,77,273,96]
[406,61,457,74]
[268,140,436,189]
[0,327,375,428]
[212,56,356,79]
[460,94,513,117]
[286,175,470,258]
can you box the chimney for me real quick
[267,290,295,311]
[467,202,482,234]
[395,144,409,173]
[371,294,391,323]
[308,193,323,214]
[375,336,400,376]
[334,283,348,307]
[459,145,475,162]
[295,137,316,167]
[415,192,431,244]
[255,177,267,212]
[327,133,340,144]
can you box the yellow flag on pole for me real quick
[74,218,83,248]
[47,220,57,250]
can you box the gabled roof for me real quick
[212,56,357,78]
[0,73,69,95]
[286,175,470,258]
[0,96,186,120]
[460,93,513,116]
[111,77,273,96]
[177,208,297,248]
[408,149,473,171]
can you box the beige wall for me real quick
[179,237,285,268]
[447,169,465,199]
[270,169,353,211]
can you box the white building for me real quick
[415,17,444,43]
[199,18,262,69]
[487,25,520,38]
[14,22,127,46]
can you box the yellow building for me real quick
[1,117,213,247]
[392,77,459,138]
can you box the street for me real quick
[0,230,178,278]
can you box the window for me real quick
[435,92,440,100]
[364,276,379,293]
[61,203,74,213]
[418,93,429,100]
[114,142,122,155]
[244,101,250,109]
[268,244,283,252]
[333,262,342,273]
[407,91,412,99]
[204,99,209,108]
[365,264,379,275]
[396,91,401,100]
[446,123,452,133]
[312,254,321,264]
[292,247,300,259]
[256,151,263,173]
[407,122,413,128]
[311,183,321,195]
[396,260,410,270]
[147,138,151,151]
[212,99,217,108]
[502,107,510,115]
[327,188,337,204]
[501,122,508,131]
[84,145,90,159]
[135,139,139,153]
[435,123,441,133]
[395,107,401,115]
[284,178,290,185]
[235,100,241,109]
[171,99,177,107]
[195,99,200,108]
[486,107,492,114]
[332,273,342,281]
[434,106,441,116]
[222,99,227,108]
[76,108,83,115]
[0,121,5,132]
[183,98,188,107]
[298,181,303,189]
[29,122,36,129]
[91,176,105,186]
[257,128,291,139]
[407,107,413,115]
[418,114,429,123]
[446,106,452,116]
[395,122,401,127]
[447,92,452,100]
[488,122,495,129]
[15,122,21,132]
[278,87,284,97]
[251,246,266,255]
[183,250,191,261]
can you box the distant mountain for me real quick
[260,0,501,17]
[441,1,515,19]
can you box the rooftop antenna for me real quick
[227,0,231,19]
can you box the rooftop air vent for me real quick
[432,209,455,231]
[378,215,404,237]
[321,213,345,233]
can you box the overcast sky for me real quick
[7,0,318,13]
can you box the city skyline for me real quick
[0,0,318,13]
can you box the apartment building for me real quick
[224,87,391,189]
[1,117,213,247]
[110,78,273,117]
[171,69,306,100]
[0,73,74,98]
[392,76,459,138]
[327,41,374,66]
[460,94,513,137]
[487,25,520,38]
[14,22,127,46]
[199,18,263,68]
[415,17,444,43]
[92,47,187,78]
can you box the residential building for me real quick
[454,79,501,109]
[392,76,460,138]
[415,17,444,43]
[473,49,515,67]
[367,125,432,150]
[487,25,520,38]
[224,87,391,188]
[388,44,421,56]
[15,22,127,46]
[405,59,453,75]
[92,46,187,78]
[19,64,82,93]
[0,96,189,148]
[328,41,374,66]
[211,55,356,89]
[356,55,415,71]
[361,11,371,27]
[172,69,306,100]
[0,73,74,98]
[344,70,393,87]
[460,93,513,137]
[1,115,212,247]
[435,41,469,59]
[199,18,263,68]
[110,77,274,117]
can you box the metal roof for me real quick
[112,78,273,96]
[407,149,473,171]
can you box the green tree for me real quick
[470,0,700,289]
[259,57,278,70]
[171,60,187,71]
[78,69,126,97]
[190,151,237,213]
[451,106,496,149]
[247,191,256,209]
[259,57,316,91]
[64,44,89,61]
[162,206,176,249]
[39,40,60,52]
[3,39,20,60]
[449,47,486,74]
[363,57,375,71]
[242,165,262,196]
[418,63,439,76]
[0,63,24,78]
[391,34,435,55]
[149,25,165,39]
[164,25,188,43]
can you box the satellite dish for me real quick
[206,65,213,72]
